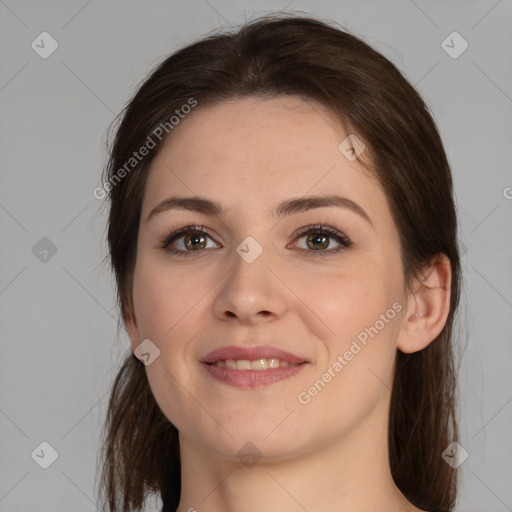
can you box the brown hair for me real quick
[97,13,461,512]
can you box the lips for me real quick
[200,345,308,365]
[200,344,309,388]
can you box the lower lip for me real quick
[201,362,307,388]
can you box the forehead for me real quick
[142,96,392,235]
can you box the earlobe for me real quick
[397,254,452,354]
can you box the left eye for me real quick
[159,223,352,257]
[290,224,352,256]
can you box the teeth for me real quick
[250,358,266,370]
[236,360,251,370]
[213,358,297,370]
[267,358,280,368]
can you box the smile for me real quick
[208,358,299,370]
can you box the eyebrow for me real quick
[147,194,373,227]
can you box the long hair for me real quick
[97,14,461,512]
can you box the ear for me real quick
[397,253,452,354]
[124,306,142,353]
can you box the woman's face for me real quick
[127,95,409,461]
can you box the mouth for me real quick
[201,345,308,365]
[205,358,302,370]
[200,345,309,388]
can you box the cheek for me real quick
[131,258,209,429]
[131,254,203,340]
[295,265,401,393]
[294,266,394,343]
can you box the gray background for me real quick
[1,1,511,511]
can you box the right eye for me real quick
[159,225,220,257]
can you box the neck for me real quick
[175,394,419,512]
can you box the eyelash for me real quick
[158,223,353,258]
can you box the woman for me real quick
[97,14,460,512]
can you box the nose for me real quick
[212,241,289,325]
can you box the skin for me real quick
[125,95,452,512]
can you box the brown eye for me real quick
[305,232,329,250]
[183,232,208,250]
[292,224,352,257]
[159,225,219,257]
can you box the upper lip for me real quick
[201,345,308,365]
